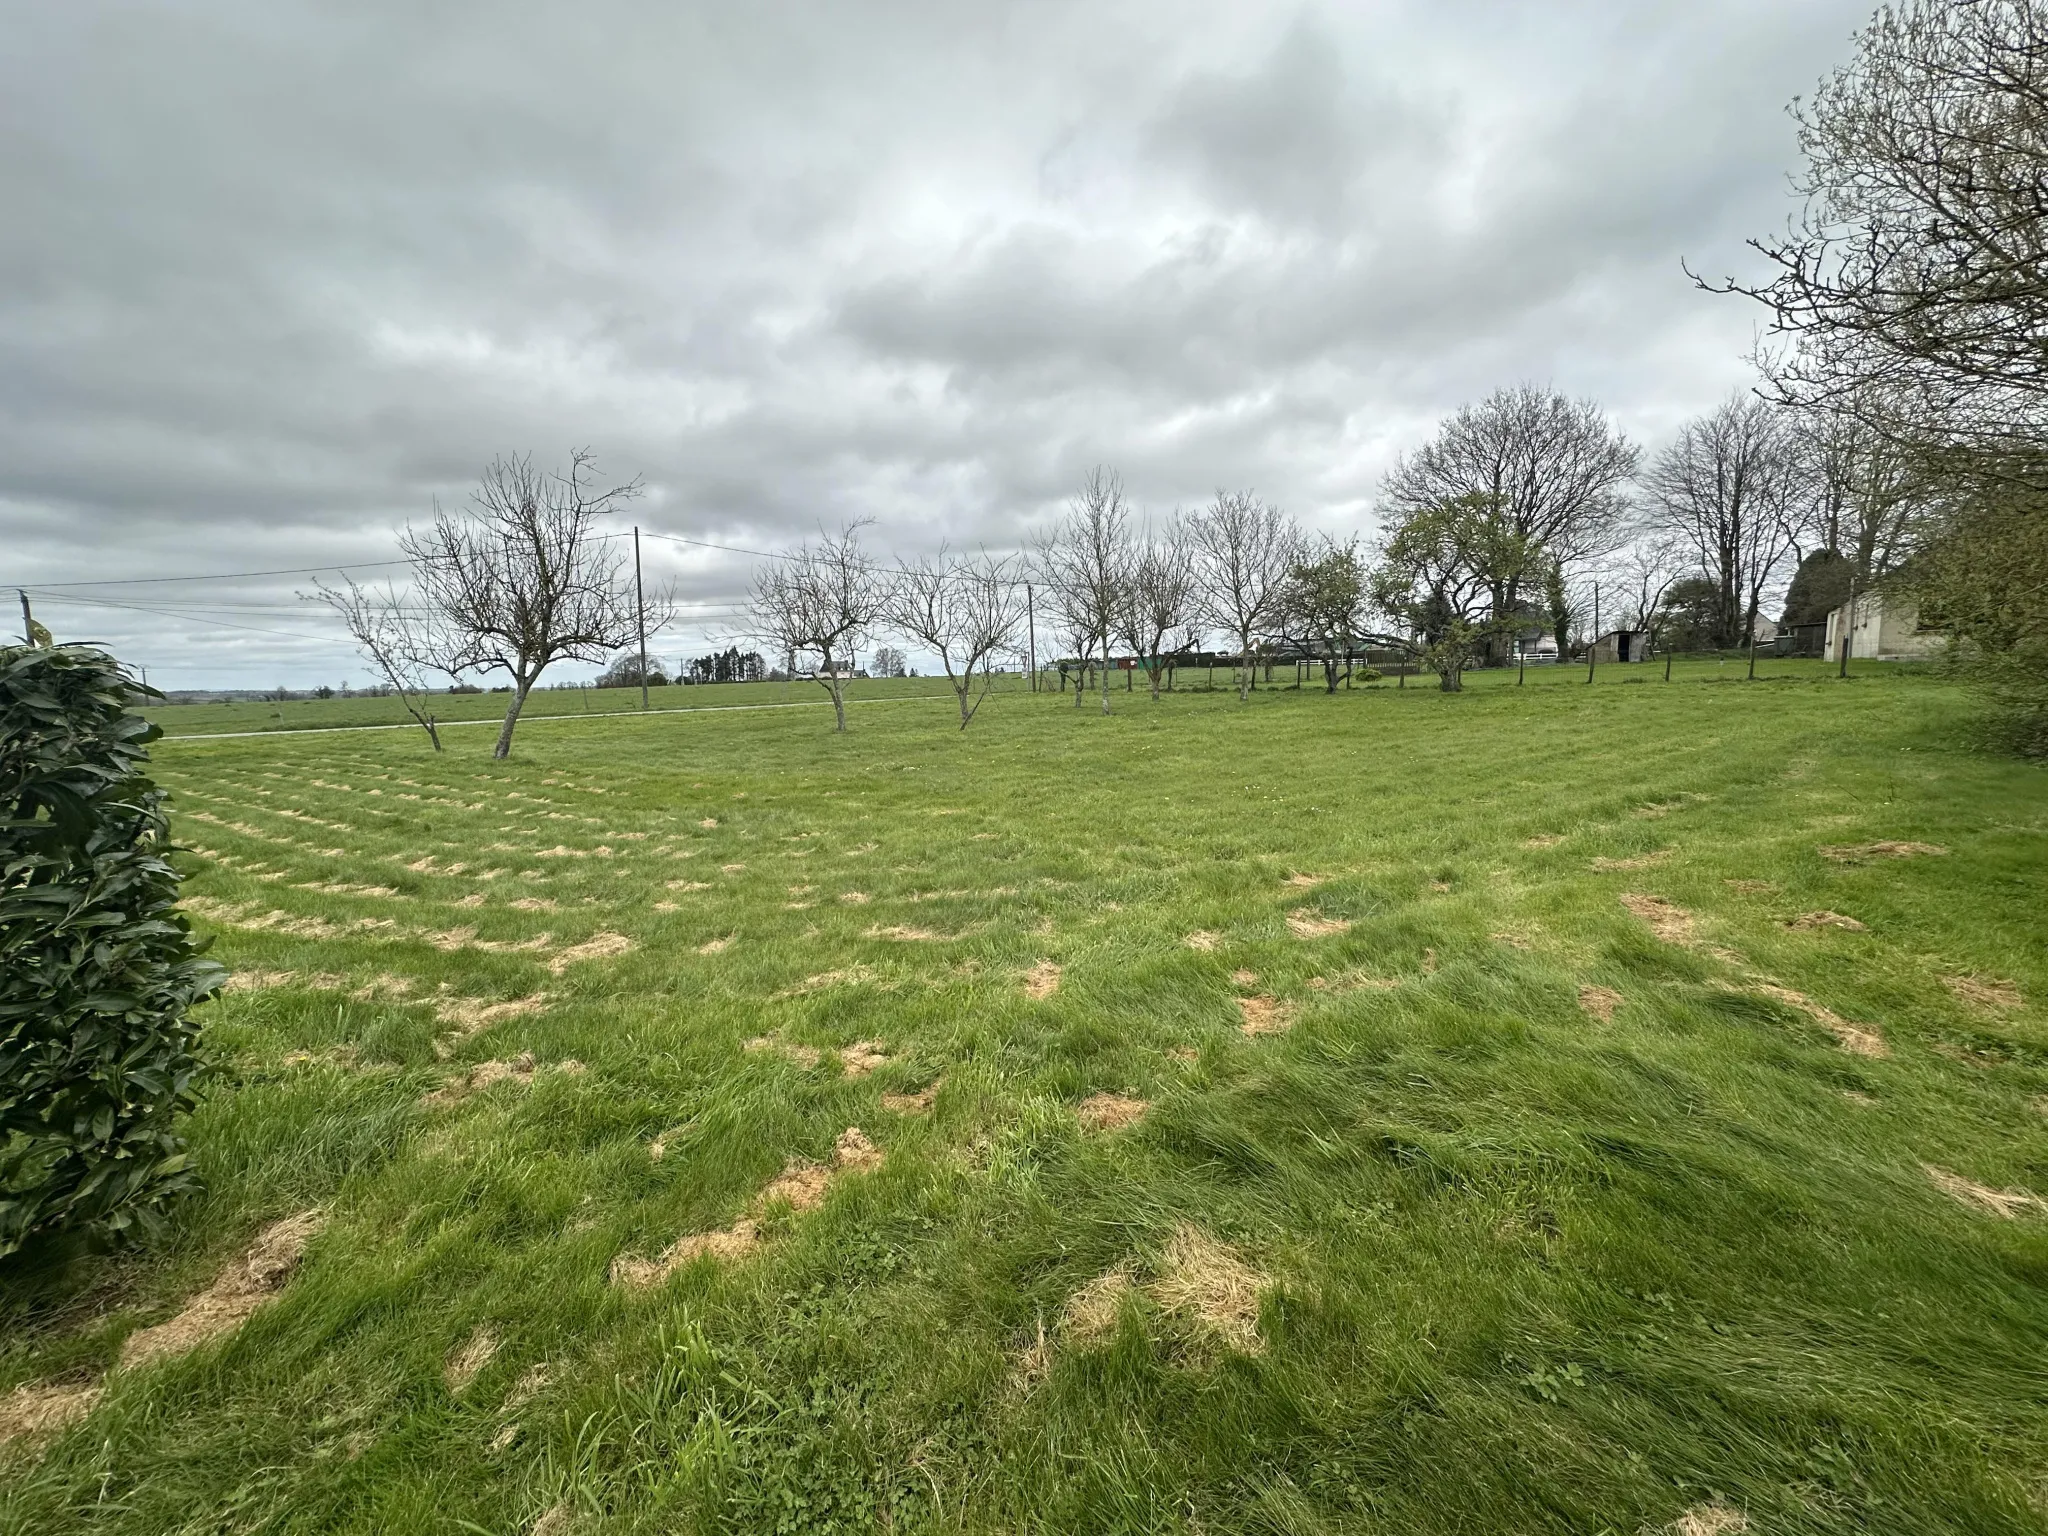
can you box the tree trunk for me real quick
[829,676,847,732]
[493,678,532,759]
[1100,636,1112,715]
[1439,664,1462,693]
[1238,636,1253,702]
[425,715,442,752]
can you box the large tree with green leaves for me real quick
[1372,494,1545,691]
[1382,385,1638,662]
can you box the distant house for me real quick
[1589,629,1651,663]
[1824,593,1943,661]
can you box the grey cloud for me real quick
[0,0,1875,685]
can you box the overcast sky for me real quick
[0,0,1872,688]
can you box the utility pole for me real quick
[1586,584,1600,684]
[17,589,32,643]
[1026,583,1037,692]
[633,525,648,711]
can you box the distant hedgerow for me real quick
[0,643,222,1257]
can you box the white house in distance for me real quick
[1825,592,1943,660]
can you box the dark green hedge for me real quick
[0,644,222,1257]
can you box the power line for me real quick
[29,593,364,646]
[20,558,417,588]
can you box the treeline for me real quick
[594,649,766,687]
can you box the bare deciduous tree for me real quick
[887,547,1024,729]
[1187,490,1298,701]
[1703,1,2048,460]
[1035,467,1133,715]
[1117,517,1202,700]
[1790,402,1926,580]
[1381,384,1639,661]
[1606,532,1687,647]
[1643,395,1803,650]
[315,577,446,750]
[403,450,659,759]
[749,523,884,732]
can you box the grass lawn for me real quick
[5,662,2047,1534]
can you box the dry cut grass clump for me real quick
[1789,910,1868,931]
[1236,996,1296,1036]
[1818,840,1948,862]
[1285,909,1351,938]
[1944,974,2024,1012]
[121,1211,326,1370]
[546,930,634,974]
[1590,849,1671,871]
[1924,1163,2048,1218]
[1751,983,1889,1058]
[1060,1225,1268,1356]
[613,1128,885,1287]
[422,1053,583,1107]
[1578,985,1622,1023]
[0,1379,101,1450]
[1619,892,1696,946]
[881,1082,939,1115]
[1673,1504,1747,1536]
[1022,959,1061,999]
[444,1327,499,1393]
[1075,1092,1149,1131]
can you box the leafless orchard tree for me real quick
[403,450,664,759]
[1035,467,1133,715]
[1116,516,1202,700]
[1187,490,1298,701]
[315,577,446,750]
[887,547,1025,729]
[1642,395,1803,650]
[749,523,884,732]
[1381,384,1639,660]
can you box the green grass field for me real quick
[6,663,2047,1534]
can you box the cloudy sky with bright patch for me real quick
[1,0,1871,688]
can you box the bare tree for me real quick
[1035,467,1133,715]
[1382,385,1639,661]
[749,523,884,732]
[1116,517,1202,700]
[887,547,1025,729]
[315,577,446,750]
[403,450,659,759]
[1187,490,1298,701]
[1606,532,1687,647]
[1643,395,1803,650]
[1790,402,1927,580]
